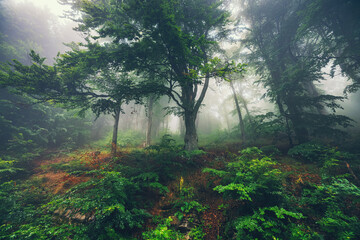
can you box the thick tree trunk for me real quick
[230,81,245,141]
[184,110,198,151]
[111,107,120,157]
[146,95,155,146]
[286,99,309,144]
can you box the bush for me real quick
[204,147,282,205]
[260,145,281,157]
[45,171,149,239]
[297,178,360,239]
[234,206,304,239]
[142,217,183,240]
[1,171,151,239]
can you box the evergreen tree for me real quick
[240,0,352,143]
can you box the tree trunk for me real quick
[286,99,309,144]
[276,99,294,147]
[304,81,327,115]
[230,81,245,141]
[222,104,231,132]
[111,107,121,157]
[146,95,155,146]
[241,97,254,125]
[184,110,198,151]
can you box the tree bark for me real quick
[184,110,198,151]
[276,99,294,147]
[146,95,155,146]
[286,98,309,144]
[111,106,121,157]
[241,97,254,126]
[230,81,245,141]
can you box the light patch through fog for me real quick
[10,0,71,23]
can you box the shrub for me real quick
[288,142,329,162]
[234,206,304,239]
[142,217,183,240]
[204,147,282,205]
[44,171,150,239]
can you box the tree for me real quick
[1,47,164,156]
[145,94,156,147]
[0,2,94,159]
[240,0,352,144]
[298,0,360,94]
[229,78,246,141]
[59,0,242,150]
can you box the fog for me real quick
[1,1,360,239]
[1,0,359,150]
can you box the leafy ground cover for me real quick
[1,137,360,239]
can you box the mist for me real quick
[1,0,360,239]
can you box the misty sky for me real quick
[11,0,71,23]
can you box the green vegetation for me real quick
[1,0,360,239]
[1,136,359,239]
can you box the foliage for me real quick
[204,147,326,239]
[234,206,304,239]
[0,170,153,239]
[58,0,241,150]
[130,172,169,195]
[44,158,91,174]
[142,217,183,240]
[147,134,182,153]
[45,171,149,238]
[298,0,360,93]
[260,145,281,157]
[288,142,357,176]
[205,147,282,204]
[288,142,331,162]
[117,130,144,148]
[298,178,360,239]
[249,112,286,139]
[0,178,53,239]
[241,0,353,144]
[174,200,207,221]
[318,209,360,240]
[199,129,240,148]
[0,158,22,181]
[0,89,94,173]
[188,225,206,240]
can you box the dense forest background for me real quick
[1,0,360,239]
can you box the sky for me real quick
[11,0,71,23]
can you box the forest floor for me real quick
[19,141,333,240]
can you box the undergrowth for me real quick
[1,137,360,239]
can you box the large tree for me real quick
[60,0,239,150]
[240,0,352,143]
